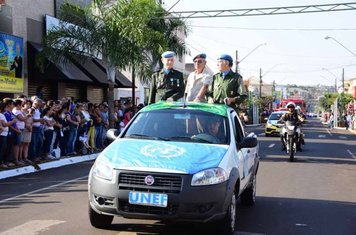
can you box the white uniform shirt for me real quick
[0,113,9,136]
[32,108,41,127]
[12,108,25,130]
[185,68,212,102]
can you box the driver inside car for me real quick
[204,116,226,144]
[279,102,305,151]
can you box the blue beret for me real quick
[218,54,233,62]
[161,51,176,58]
[193,53,207,61]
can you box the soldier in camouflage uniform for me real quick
[149,51,185,104]
[206,54,247,110]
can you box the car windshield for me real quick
[123,109,228,144]
[269,112,284,120]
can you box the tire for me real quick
[89,203,113,229]
[218,189,237,235]
[240,174,256,206]
[289,137,294,162]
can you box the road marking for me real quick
[295,223,308,226]
[347,149,356,159]
[318,134,326,138]
[268,144,275,148]
[0,175,88,204]
[0,220,65,235]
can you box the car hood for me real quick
[101,139,229,174]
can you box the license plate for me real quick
[129,192,168,207]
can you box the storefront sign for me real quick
[0,32,23,93]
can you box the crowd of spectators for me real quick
[0,95,139,170]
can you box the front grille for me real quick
[118,172,182,193]
[119,200,178,215]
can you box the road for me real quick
[0,118,355,235]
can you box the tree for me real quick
[37,0,171,127]
[146,15,189,73]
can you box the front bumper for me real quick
[88,170,231,223]
[265,124,283,135]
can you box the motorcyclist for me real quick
[279,102,305,151]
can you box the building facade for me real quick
[0,0,131,103]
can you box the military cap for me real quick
[161,51,176,58]
[193,53,207,61]
[218,54,233,62]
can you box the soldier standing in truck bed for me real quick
[149,51,185,104]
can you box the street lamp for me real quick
[324,36,356,57]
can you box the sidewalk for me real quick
[320,119,356,133]
[0,153,99,180]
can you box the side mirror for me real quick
[238,136,258,149]
[106,128,120,141]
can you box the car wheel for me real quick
[240,174,256,206]
[219,189,237,235]
[89,203,113,228]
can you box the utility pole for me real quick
[342,67,344,92]
[259,68,262,97]
[235,50,239,73]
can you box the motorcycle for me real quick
[280,120,302,162]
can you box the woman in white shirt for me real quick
[43,108,56,160]
[12,99,28,166]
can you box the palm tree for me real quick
[146,11,189,73]
[37,0,168,127]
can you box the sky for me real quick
[162,0,356,87]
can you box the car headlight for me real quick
[92,156,113,181]
[191,168,228,186]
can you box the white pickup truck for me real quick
[88,102,260,234]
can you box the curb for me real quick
[0,153,99,180]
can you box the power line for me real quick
[188,25,356,31]
[164,2,356,19]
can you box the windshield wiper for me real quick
[126,134,169,141]
[168,136,193,141]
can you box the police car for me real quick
[264,111,287,136]
[88,101,259,234]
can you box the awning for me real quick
[93,59,133,88]
[70,55,110,86]
[28,42,93,83]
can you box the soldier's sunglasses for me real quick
[194,60,203,64]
